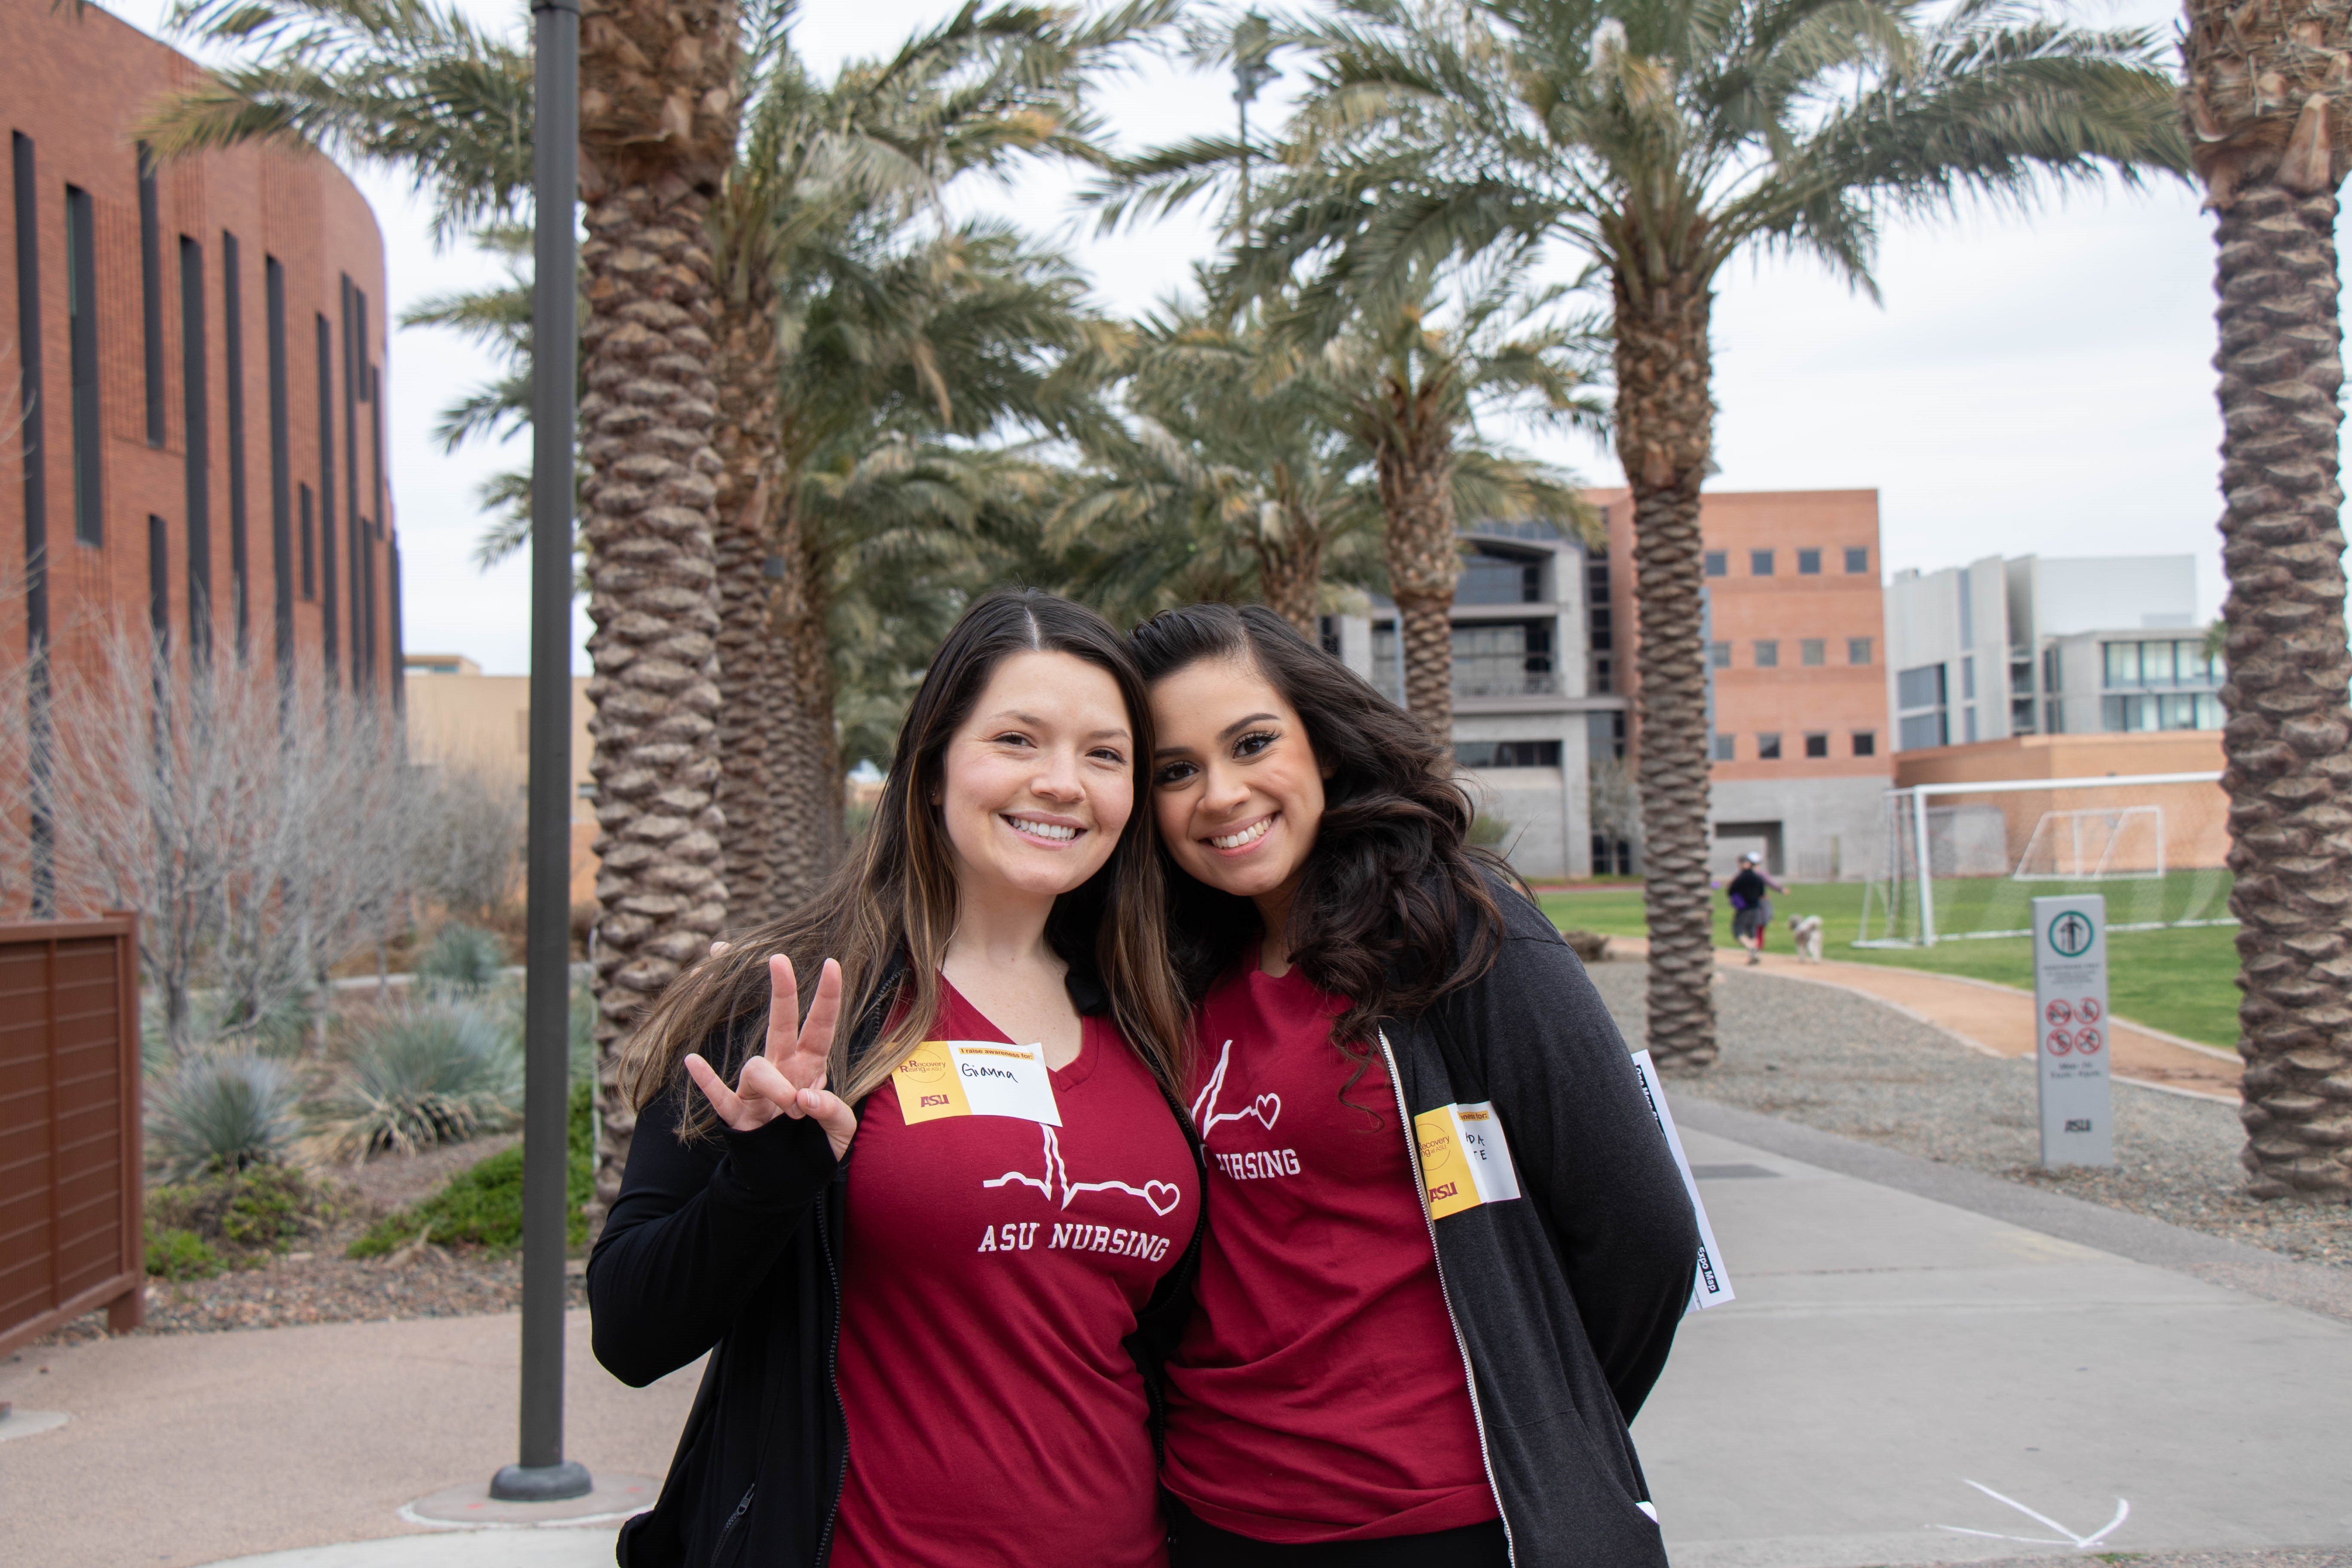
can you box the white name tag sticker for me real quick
[1415,1101,1523,1219]
[891,1040,1061,1127]
[1629,1050,1735,1313]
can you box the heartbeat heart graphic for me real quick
[984,1125,1184,1216]
[1190,1041,1282,1136]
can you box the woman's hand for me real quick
[684,955,858,1160]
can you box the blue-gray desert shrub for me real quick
[316,1000,522,1162]
[415,923,508,996]
[148,1052,302,1180]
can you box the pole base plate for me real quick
[487,1460,594,1503]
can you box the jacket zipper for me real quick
[813,1195,848,1565]
[1380,1029,1517,1567]
[711,1484,755,1565]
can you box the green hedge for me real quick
[348,1079,593,1257]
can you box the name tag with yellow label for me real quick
[891,1040,1061,1127]
[1413,1102,1523,1220]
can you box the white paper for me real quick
[1629,1050,1735,1313]
[1450,1102,1523,1203]
[945,1041,1061,1127]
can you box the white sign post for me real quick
[2032,894,2113,1167]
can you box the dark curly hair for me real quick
[1127,603,1507,1046]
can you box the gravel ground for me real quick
[1588,963,2351,1272]
[31,1133,585,1348]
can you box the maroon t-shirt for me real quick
[1161,960,1496,1543]
[829,979,1199,1568]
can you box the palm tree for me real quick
[1164,0,2183,1071]
[2180,4,2352,1201]
[1306,263,1600,737]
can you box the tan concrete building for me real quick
[401,654,597,905]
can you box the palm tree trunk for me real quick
[712,299,781,929]
[577,0,741,1231]
[763,509,844,913]
[1377,441,1458,738]
[1253,499,1323,639]
[2183,4,2352,1202]
[2209,180,2352,1202]
[1617,265,1718,1074]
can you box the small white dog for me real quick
[1787,913,1824,963]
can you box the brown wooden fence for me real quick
[0,915,143,1357]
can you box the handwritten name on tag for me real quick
[891,1040,1061,1127]
[1413,1102,1523,1220]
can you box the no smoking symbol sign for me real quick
[2076,1027,2103,1055]
[2046,1000,2073,1027]
[2079,998,2102,1024]
[2047,1029,2074,1056]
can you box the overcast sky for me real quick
[109,0,2270,674]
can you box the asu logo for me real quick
[920,1093,949,1109]
[1429,1181,1459,1202]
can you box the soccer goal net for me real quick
[1857,771,2232,947]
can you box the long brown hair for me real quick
[1128,602,1506,1046]
[623,589,1192,1138]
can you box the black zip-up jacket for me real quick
[1363,871,1700,1567]
[588,962,1209,1568]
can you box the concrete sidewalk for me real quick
[6,1113,2346,1568]
[1640,1114,2352,1567]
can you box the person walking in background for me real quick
[588,590,1203,1568]
[1727,851,1786,965]
[1130,603,1697,1568]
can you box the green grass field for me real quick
[1538,881,2244,1049]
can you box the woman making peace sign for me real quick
[589,590,1203,1568]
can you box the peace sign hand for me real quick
[684,955,858,1160]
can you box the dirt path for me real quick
[1598,935,2242,1099]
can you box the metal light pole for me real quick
[490,0,590,1505]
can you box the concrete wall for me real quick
[1708,774,1886,882]
[402,661,600,904]
[2027,555,2199,636]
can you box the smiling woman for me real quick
[590,590,1204,1568]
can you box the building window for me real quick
[1709,640,1730,669]
[2103,692,2225,732]
[1757,732,1782,760]
[266,256,294,664]
[1458,547,1542,605]
[315,314,339,674]
[2102,638,2220,689]
[1589,709,1626,761]
[138,145,166,446]
[1453,620,1555,697]
[1754,640,1779,668]
[1800,638,1825,667]
[1797,548,1821,575]
[1964,706,1978,743]
[222,230,249,657]
[1853,731,1877,757]
[180,237,212,662]
[64,185,101,545]
[1896,662,1948,751]
[1849,636,1873,666]
[1704,551,1727,578]
[1845,546,1869,574]
[1317,614,1341,657]
[1750,549,1774,576]
[1585,556,1613,693]
[148,515,170,642]
[1804,732,1828,758]
[1456,740,1563,768]
[299,482,315,600]
[1711,733,1735,761]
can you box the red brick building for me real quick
[1592,488,1892,879]
[3,3,399,739]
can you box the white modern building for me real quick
[1884,554,2217,751]
[1325,524,1625,880]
